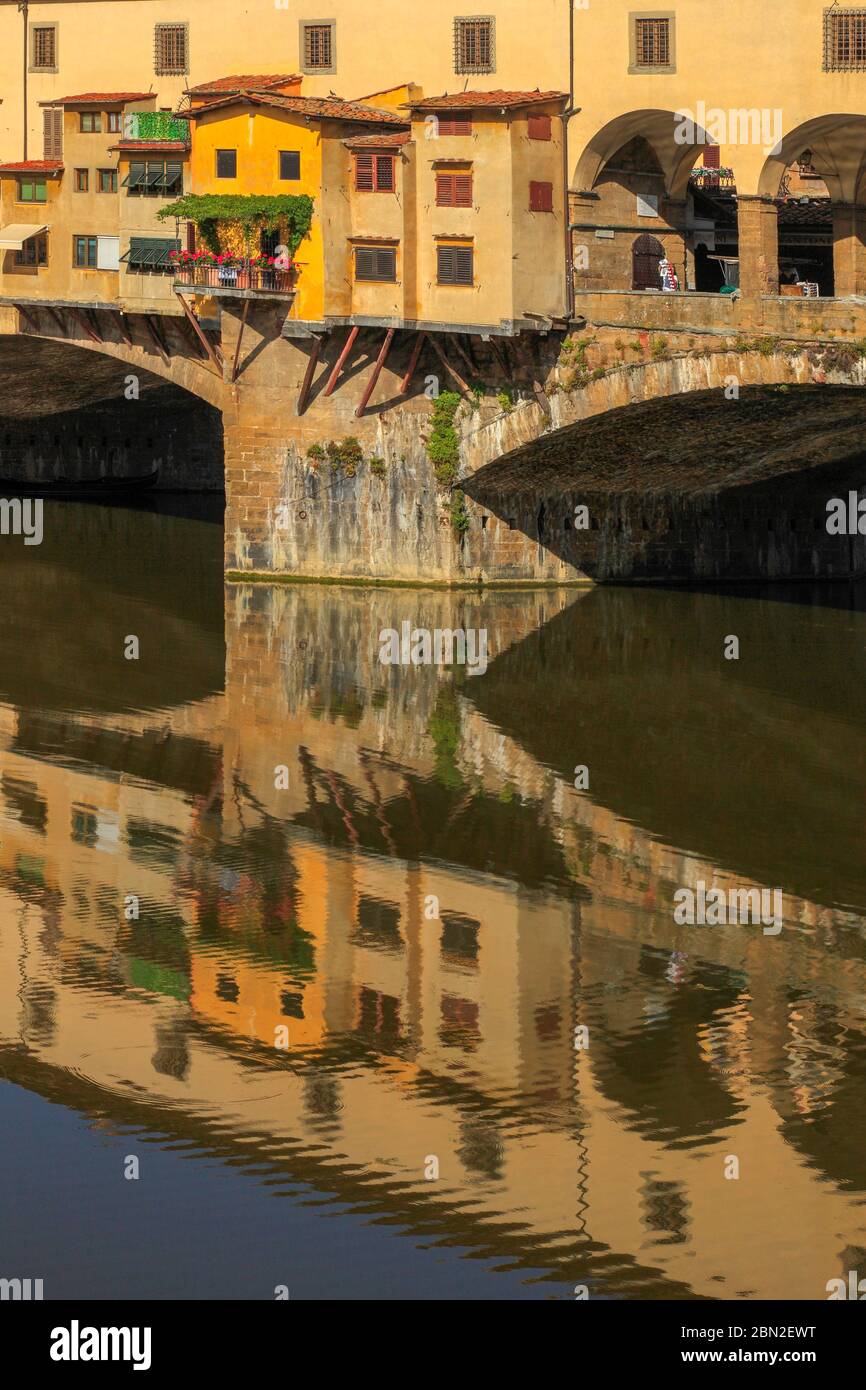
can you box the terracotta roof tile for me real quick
[404,90,568,112]
[343,131,411,148]
[110,140,189,154]
[187,91,408,125]
[0,160,63,173]
[187,74,301,95]
[39,92,153,106]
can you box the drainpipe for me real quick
[19,0,28,160]
[561,0,581,321]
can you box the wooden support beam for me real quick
[114,310,133,347]
[426,332,471,395]
[448,333,477,379]
[86,308,104,343]
[178,317,205,359]
[355,327,395,418]
[230,299,251,384]
[173,293,222,376]
[297,335,323,414]
[487,335,509,375]
[70,307,102,345]
[145,314,171,365]
[15,305,39,333]
[45,306,67,335]
[323,324,359,396]
[399,331,427,394]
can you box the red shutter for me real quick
[703,142,721,169]
[438,115,472,137]
[455,173,473,207]
[436,173,453,206]
[355,154,375,191]
[527,114,552,141]
[529,180,554,213]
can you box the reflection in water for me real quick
[0,503,864,1299]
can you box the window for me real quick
[354,245,397,282]
[454,16,495,73]
[354,153,395,192]
[301,20,336,73]
[18,178,47,203]
[107,111,122,133]
[154,22,188,75]
[436,170,473,207]
[119,236,179,272]
[122,160,182,195]
[216,149,237,179]
[528,113,552,141]
[437,243,474,285]
[73,235,98,268]
[279,150,301,181]
[529,180,554,213]
[630,14,675,71]
[824,9,866,69]
[98,168,118,193]
[437,115,473,137]
[79,111,102,133]
[74,168,89,192]
[42,107,62,159]
[14,235,48,268]
[30,24,58,72]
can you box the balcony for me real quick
[172,256,297,298]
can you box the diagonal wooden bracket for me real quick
[323,324,359,396]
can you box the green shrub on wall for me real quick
[157,194,314,255]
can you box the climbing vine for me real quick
[157,194,314,255]
[425,390,462,487]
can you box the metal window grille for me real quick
[635,17,670,67]
[355,246,397,281]
[304,23,333,69]
[154,23,188,76]
[454,17,495,74]
[32,26,56,69]
[824,9,866,68]
[437,244,474,285]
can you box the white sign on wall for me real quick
[637,194,658,218]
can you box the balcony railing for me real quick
[173,261,296,295]
[690,167,736,192]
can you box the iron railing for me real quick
[173,262,296,294]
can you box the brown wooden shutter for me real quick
[439,116,472,137]
[529,181,554,213]
[436,173,454,206]
[455,173,473,207]
[355,154,374,191]
[437,245,473,285]
[375,155,394,191]
[703,142,720,169]
[43,107,63,160]
[527,114,552,141]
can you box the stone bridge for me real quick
[2,293,866,583]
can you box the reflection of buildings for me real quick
[0,581,865,1299]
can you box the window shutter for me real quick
[437,245,473,285]
[436,173,453,206]
[527,114,552,141]
[355,154,374,191]
[530,181,554,213]
[455,174,473,207]
[703,142,720,169]
[43,107,62,160]
[375,155,394,191]
[439,115,472,137]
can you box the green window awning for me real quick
[120,236,180,268]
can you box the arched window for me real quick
[632,233,664,290]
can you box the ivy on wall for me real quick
[156,194,314,255]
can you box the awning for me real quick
[0,223,48,249]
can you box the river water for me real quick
[0,501,864,1300]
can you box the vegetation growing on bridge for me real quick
[157,194,315,254]
[426,391,462,487]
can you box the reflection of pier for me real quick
[0,580,865,1298]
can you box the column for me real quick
[736,196,779,300]
[831,202,866,297]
